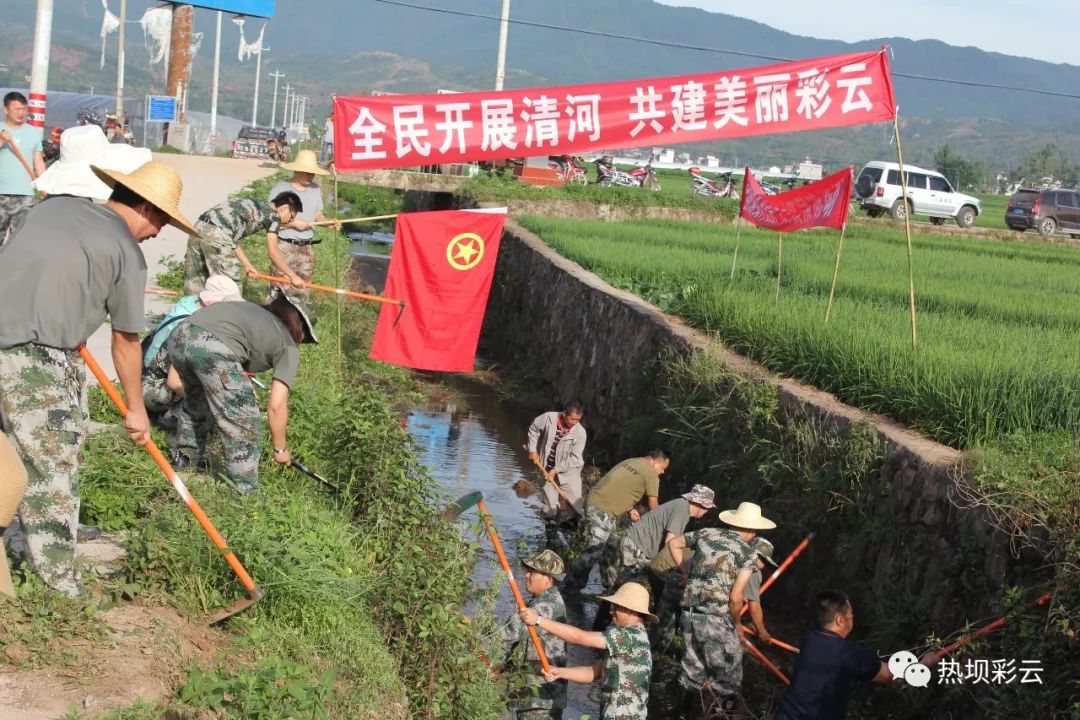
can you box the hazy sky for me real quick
[656,0,1080,67]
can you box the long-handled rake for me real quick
[79,345,262,623]
[442,491,552,673]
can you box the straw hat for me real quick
[34,125,152,202]
[91,161,199,236]
[0,434,29,600]
[281,293,318,344]
[199,274,243,306]
[280,149,329,176]
[598,582,658,623]
[718,501,776,531]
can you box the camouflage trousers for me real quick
[679,609,744,694]
[167,324,262,493]
[142,345,182,431]
[651,570,685,655]
[0,344,87,596]
[267,240,314,315]
[601,535,651,592]
[565,504,616,590]
[0,194,34,245]
[183,223,242,296]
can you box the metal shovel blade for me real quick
[441,491,483,522]
[208,587,264,625]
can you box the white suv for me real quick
[854,161,981,228]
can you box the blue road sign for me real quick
[188,1,275,18]
[146,96,178,123]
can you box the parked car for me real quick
[1004,188,1080,237]
[854,161,981,228]
[230,126,275,159]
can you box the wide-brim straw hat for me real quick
[91,161,200,236]
[34,125,152,202]
[0,434,29,600]
[281,293,318,344]
[718,501,776,531]
[281,149,329,176]
[598,582,658,623]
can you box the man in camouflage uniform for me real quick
[0,162,194,596]
[182,191,302,295]
[649,547,696,656]
[501,550,568,719]
[563,450,669,593]
[522,581,655,720]
[668,501,777,718]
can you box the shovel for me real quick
[79,345,263,624]
[442,491,552,673]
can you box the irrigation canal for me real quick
[405,376,601,718]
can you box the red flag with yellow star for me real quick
[369,208,507,372]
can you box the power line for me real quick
[370,0,1080,101]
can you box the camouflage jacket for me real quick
[681,527,757,615]
[198,198,279,241]
[502,585,567,710]
[600,622,652,719]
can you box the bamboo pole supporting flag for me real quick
[729,214,744,280]
[332,170,342,374]
[311,213,398,226]
[893,114,918,350]
[775,233,783,303]
[251,273,404,309]
[824,223,848,324]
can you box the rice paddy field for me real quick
[517,215,1080,450]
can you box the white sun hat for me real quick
[34,125,152,202]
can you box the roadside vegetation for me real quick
[2,177,503,719]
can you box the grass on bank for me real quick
[2,177,505,719]
[518,214,1080,451]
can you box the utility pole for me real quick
[269,69,284,127]
[251,45,268,126]
[166,4,192,120]
[282,83,291,129]
[209,10,222,151]
[27,0,54,128]
[115,0,126,121]
[494,0,511,91]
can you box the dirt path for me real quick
[84,153,276,379]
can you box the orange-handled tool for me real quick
[739,532,814,620]
[922,591,1054,666]
[743,625,799,654]
[743,638,790,685]
[78,345,262,623]
[442,491,551,673]
[251,272,404,308]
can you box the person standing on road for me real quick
[669,501,776,718]
[501,549,569,720]
[520,581,656,720]
[0,161,196,596]
[563,450,669,593]
[321,114,334,162]
[167,294,317,493]
[267,150,336,312]
[182,191,303,295]
[772,590,893,720]
[0,92,45,243]
[526,402,587,521]
[603,484,714,592]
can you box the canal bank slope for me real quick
[480,218,1076,718]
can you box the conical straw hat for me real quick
[0,434,28,600]
[718,501,776,531]
[91,161,199,236]
[280,149,329,176]
[598,582,658,623]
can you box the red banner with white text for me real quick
[334,49,896,171]
[739,167,853,232]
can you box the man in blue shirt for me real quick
[773,590,892,720]
[0,92,45,243]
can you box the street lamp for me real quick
[251,45,269,127]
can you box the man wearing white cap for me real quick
[669,500,777,718]
[142,274,243,427]
[0,160,197,596]
[32,125,151,203]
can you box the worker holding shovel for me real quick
[520,581,656,720]
[501,549,569,720]
[525,402,587,542]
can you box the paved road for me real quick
[84,153,275,380]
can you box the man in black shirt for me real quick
[773,590,893,720]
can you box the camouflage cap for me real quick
[682,483,716,509]
[522,549,565,578]
[750,537,778,568]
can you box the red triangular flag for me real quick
[369,209,506,372]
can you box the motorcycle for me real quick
[595,156,640,188]
[548,154,587,185]
[630,160,662,191]
[691,170,737,199]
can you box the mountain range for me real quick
[3,0,1079,170]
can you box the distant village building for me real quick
[703,155,720,168]
[798,158,823,180]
